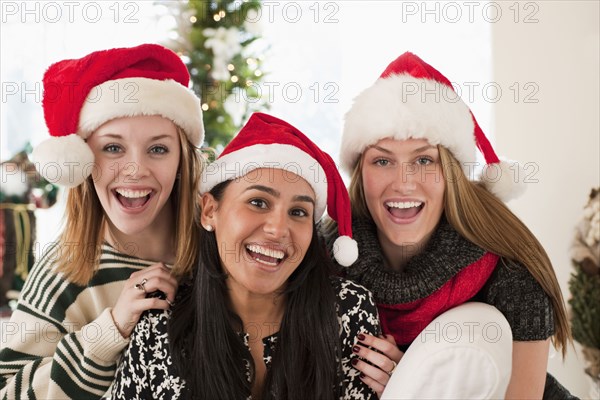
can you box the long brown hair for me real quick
[55,127,202,285]
[348,145,571,355]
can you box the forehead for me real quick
[372,137,434,150]
[92,115,178,139]
[230,168,315,196]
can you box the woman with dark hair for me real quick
[111,112,380,400]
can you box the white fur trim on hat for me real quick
[31,134,95,187]
[78,77,203,145]
[201,144,327,220]
[332,235,359,267]
[341,74,475,175]
[480,159,527,202]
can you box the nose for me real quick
[390,162,417,193]
[263,208,290,239]
[114,151,150,183]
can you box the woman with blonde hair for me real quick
[325,52,574,399]
[0,43,204,399]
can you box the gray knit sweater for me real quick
[334,217,554,341]
[322,217,580,399]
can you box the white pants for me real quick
[382,302,513,400]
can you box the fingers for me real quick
[352,333,404,397]
[353,343,397,377]
[129,263,178,303]
[358,333,403,364]
[353,358,386,397]
[111,263,178,338]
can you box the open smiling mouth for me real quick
[385,201,424,219]
[246,244,286,267]
[114,188,153,209]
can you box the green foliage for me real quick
[569,263,600,349]
[176,0,269,148]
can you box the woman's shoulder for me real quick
[18,242,73,307]
[330,277,381,342]
[330,276,373,297]
[481,257,555,340]
[330,276,377,313]
[488,257,542,288]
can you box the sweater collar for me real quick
[346,217,486,304]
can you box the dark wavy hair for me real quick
[168,180,342,399]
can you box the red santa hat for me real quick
[341,52,526,202]
[32,43,203,187]
[201,112,358,267]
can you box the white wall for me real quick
[491,1,599,397]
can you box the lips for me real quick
[385,201,424,220]
[246,244,286,267]
[114,188,153,209]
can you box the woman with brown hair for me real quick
[0,43,204,399]
[325,52,574,399]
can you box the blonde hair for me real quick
[348,145,571,355]
[55,127,202,285]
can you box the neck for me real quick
[104,218,176,265]
[228,288,285,341]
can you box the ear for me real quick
[200,193,217,228]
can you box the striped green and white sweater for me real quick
[0,242,154,400]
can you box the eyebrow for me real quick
[294,195,316,206]
[98,133,175,141]
[245,185,315,205]
[368,144,436,154]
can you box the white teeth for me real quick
[386,201,423,209]
[115,188,152,199]
[255,258,278,267]
[246,244,285,260]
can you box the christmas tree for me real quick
[166,0,269,150]
[568,188,600,388]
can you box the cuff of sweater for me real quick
[83,308,130,363]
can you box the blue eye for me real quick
[374,158,390,167]
[150,145,168,154]
[103,144,122,153]
[416,157,433,165]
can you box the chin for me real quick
[111,223,151,237]
[244,281,282,296]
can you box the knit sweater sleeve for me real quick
[0,245,133,400]
[477,258,555,341]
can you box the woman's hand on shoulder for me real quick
[352,333,404,398]
[110,262,178,338]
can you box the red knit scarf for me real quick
[377,252,499,346]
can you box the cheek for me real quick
[90,161,111,190]
[91,157,122,186]
[157,159,180,187]
[362,168,385,207]
[298,228,313,254]
[428,180,446,212]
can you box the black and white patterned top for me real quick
[111,277,380,400]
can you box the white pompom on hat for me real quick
[201,112,358,267]
[32,43,204,187]
[341,52,526,202]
